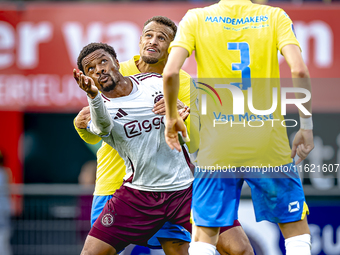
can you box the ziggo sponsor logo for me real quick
[123,117,164,138]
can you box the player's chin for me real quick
[141,55,159,64]
[101,81,116,92]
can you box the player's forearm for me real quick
[163,70,180,119]
[282,44,312,119]
[74,120,102,144]
[88,93,113,136]
[291,64,312,118]
[163,47,189,120]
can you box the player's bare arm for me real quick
[163,47,189,152]
[282,44,314,164]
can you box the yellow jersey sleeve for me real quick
[119,56,140,76]
[178,69,192,145]
[178,70,191,107]
[276,8,300,53]
[73,118,101,145]
[94,142,125,196]
[170,10,198,57]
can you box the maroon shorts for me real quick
[220,219,241,233]
[89,184,192,252]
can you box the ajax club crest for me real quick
[101,213,115,227]
[152,91,163,104]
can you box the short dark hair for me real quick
[77,42,117,73]
[143,16,177,39]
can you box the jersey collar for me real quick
[220,0,252,5]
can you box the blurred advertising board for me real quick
[0,3,339,112]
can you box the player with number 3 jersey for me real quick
[163,0,314,254]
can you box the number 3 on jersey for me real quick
[228,42,251,90]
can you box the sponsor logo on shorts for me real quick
[101,213,115,227]
[288,201,300,213]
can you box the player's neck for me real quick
[101,76,133,99]
[135,59,165,75]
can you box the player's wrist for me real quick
[87,90,99,100]
[300,116,313,130]
[87,91,98,99]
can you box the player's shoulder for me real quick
[131,72,163,82]
[119,58,132,72]
[253,4,287,17]
[130,73,163,89]
[119,56,140,76]
[185,3,219,17]
[190,2,219,12]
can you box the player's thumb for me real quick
[179,122,187,137]
[180,124,190,143]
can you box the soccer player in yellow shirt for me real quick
[75,16,251,255]
[163,1,314,255]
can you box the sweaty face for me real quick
[82,49,120,92]
[139,21,174,64]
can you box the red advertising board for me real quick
[0,2,340,113]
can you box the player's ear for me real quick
[115,58,120,69]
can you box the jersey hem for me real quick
[123,181,193,193]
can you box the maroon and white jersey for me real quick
[87,73,193,192]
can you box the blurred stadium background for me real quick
[0,0,339,254]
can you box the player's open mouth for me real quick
[147,48,157,53]
[99,75,109,83]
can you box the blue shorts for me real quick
[91,195,191,248]
[192,162,309,227]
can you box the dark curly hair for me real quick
[143,16,177,39]
[77,42,117,73]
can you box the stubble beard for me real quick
[100,76,117,92]
[141,55,159,64]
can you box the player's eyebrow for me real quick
[83,53,107,69]
[144,29,171,39]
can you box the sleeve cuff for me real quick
[279,41,301,55]
[169,43,193,57]
[87,92,101,105]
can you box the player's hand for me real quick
[291,129,314,165]
[165,116,187,152]
[178,106,190,121]
[153,98,185,115]
[73,69,98,99]
[75,106,91,129]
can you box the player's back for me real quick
[172,0,300,167]
[185,0,298,79]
